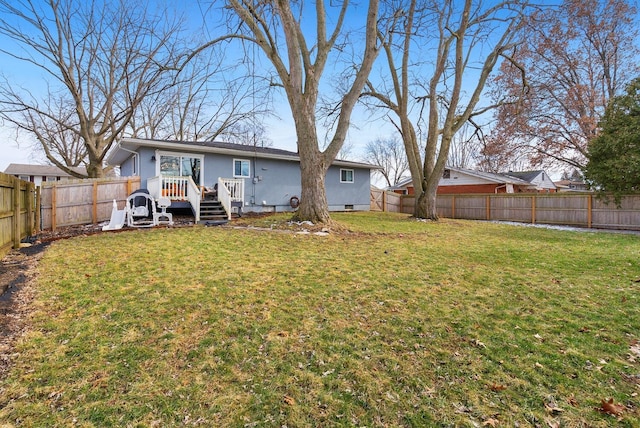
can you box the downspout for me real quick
[495,184,506,193]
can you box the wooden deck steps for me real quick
[199,200,228,225]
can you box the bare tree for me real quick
[0,0,184,177]
[130,47,272,144]
[362,0,530,219]
[220,0,382,224]
[487,0,639,171]
[363,137,409,187]
[447,122,483,169]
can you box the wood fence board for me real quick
[490,196,530,222]
[40,177,140,230]
[370,189,383,211]
[0,172,37,257]
[453,196,486,219]
[383,192,640,231]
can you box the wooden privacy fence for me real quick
[370,189,640,231]
[0,172,38,257]
[370,188,403,213]
[40,176,140,231]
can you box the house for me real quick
[502,170,557,193]
[389,167,544,195]
[106,137,377,222]
[554,179,589,192]
[3,163,86,186]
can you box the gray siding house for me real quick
[107,138,375,222]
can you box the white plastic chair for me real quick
[154,197,173,225]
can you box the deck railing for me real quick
[148,175,201,222]
[220,178,244,202]
[218,178,244,220]
[218,177,232,220]
[148,176,240,222]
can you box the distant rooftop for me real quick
[3,163,86,177]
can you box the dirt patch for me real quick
[0,221,89,379]
[0,243,47,380]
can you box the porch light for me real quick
[151,155,156,162]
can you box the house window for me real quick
[18,175,29,182]
[443,169,451,179]
[340,169,354,183]
[234,159,250,178]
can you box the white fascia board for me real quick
[118,138,378,170]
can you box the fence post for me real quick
[531,195,536,224]
[26,182,34,236]
[92,180,99,224]
[486,195,491,220]
[35,186,41,233]
[12,177,21,249]
[587,194,592,228]
[451,195,456,219]
[51,183,57,232]
[382,191,387,212]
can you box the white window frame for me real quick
[340,168,354,183]
[233,159,250,178]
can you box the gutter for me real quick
[111,140,140,176]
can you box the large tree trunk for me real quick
[85,149,105,178]
[295,152,331,224]
[414,180,439,220]
[292,115,332,223]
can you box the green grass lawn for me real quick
[1,213,639,426]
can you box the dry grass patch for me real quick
[0,213,639,426]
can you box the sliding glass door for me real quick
[157,152,203,185]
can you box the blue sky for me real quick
[0,0,397,172]
[4,0,629,178]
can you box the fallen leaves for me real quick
[471,338,486,348]
[543,396,564,415]
[628,340,640,363]
[597,398,625,416]
[488,383,507,392]
[283,395,295,406]
[482,417,499,427]
[544,417,560,428]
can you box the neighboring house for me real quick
[554,179,589,192]
[502,170,557,193]
[3,163,86,186]
[388,167,542,195]
[106,137,377,222]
